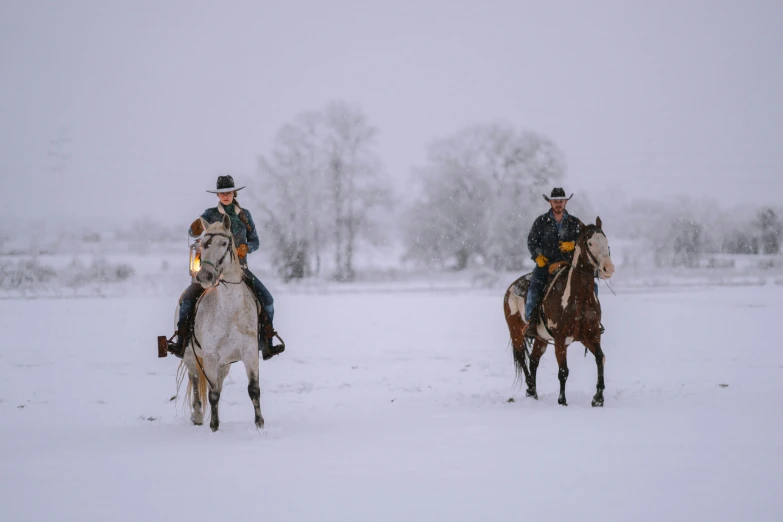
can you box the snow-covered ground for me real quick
[1,283,782,521]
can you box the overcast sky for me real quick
[1,0,781,226]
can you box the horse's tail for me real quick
[511,337,530,386]
[504,282,531,387]
[177,356,209,415]
[176,361,187,407]
[186,355,209,413]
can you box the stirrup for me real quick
[165,335,185,360]
[523,319,537,339]
[260,331,286,361]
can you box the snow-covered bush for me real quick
[62,258,135,288]
[0,258,57,290]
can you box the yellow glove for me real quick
[535,254,548,267]
[236,244,248,258]
[559,241,575,253]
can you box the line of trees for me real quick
[249,101,781,281]
[617,199,782,268]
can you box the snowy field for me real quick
[1,283,782,521]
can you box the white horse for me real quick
[177,215,262,431]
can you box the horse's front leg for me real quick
[188,367,204,425]
[555,340,569,406]
[204,356,226,432]
[527,340,547,400]
[583,340,605,407]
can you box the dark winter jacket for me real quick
[527,210,583,264]
[191,201,260,254]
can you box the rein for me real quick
[188,230,243,389]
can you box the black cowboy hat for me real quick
[206,175,245,194]
[543,187,573,202]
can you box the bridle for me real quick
[583,227,602,268]
[574,226,606,279]
[199,232,242,286]
[187,229,243,387]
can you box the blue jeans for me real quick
[525,266,598,322]
[244,268,275,324]
[525,267,549,322]
[178,268,274,329]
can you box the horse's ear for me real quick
[222,214,231,231]
[596,216,602,229]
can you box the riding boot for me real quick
[258,313,285,361]
[523,313,538,338]
[167,323,187,359]
[168,285,203,360]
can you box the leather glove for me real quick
[535,254,548,267]
[559,241,575,253]
[188,218,204,237]
[236,244,248,258]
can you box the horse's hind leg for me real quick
[527,339,547,400]
[583,340,605,407]
[504,292,534,397]
[244,362,264,429]
[555,340,569,406]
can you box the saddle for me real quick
[511,262,570,338]
[157,278,285,360]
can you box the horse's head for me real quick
[580,216,615,279]
[196,214,237,288]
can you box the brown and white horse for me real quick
[503,217,615,406]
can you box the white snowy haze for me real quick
[2,3,783,522]
[2,0,782,227]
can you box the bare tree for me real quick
[253,102,391,281]
[320,102,391,281]
[754,207,782,255]
[403,123,566,271]
[255,111,326,280]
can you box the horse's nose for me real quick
[601,260,615,278]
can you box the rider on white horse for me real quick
[167,175,284,361]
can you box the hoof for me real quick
[191,414,203,426]
[558,397,568,406]
[526,389,538,400]
[210,421,219,432]
[255,416,265,430]
[592,397,604,407]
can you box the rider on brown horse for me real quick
[522,187,592,336]
[167,175,285,361]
